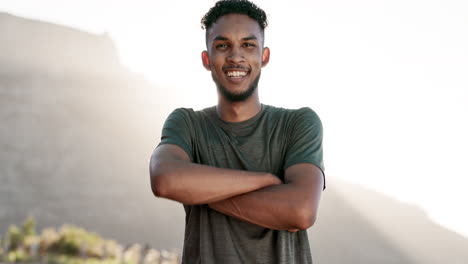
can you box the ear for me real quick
[261,47,270,67]
[201,51,211,71]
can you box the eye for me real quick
[216,43,229,49]
[243,43,256,48]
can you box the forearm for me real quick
[209,181,322,231]
[150,158,281,205]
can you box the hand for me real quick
[266,173,282,185]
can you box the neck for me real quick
[216,91,261,123]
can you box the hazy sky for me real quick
[1,0,467,238]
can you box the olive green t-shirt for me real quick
[158,104,325,264]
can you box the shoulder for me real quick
[265,105,321,124]
[292,107,323,135]
[295,107,322,124]
[162,108,193,128]
[163,107,218,133]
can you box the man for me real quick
[149,0,325,263]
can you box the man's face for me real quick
[202,14,270,102]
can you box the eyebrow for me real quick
[212,35,258,41]
[213,36,229,41]
[242,35,258,41]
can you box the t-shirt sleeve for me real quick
[157,108,194,161]
[284,107,325,189]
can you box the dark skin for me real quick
[202,14,269,122]
[150,14,324,232]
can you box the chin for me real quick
[213,72,261,102]
[217,83,257,102]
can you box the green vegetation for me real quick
[50,225,119,258]
[1,217,122,264]
[1,217,179,264]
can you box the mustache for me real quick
[222,65,250,72]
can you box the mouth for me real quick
[224,68,250,83]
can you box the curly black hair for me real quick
[201,0,268,31]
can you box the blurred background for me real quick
[1,0,467,263]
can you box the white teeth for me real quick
[227,71,247,77]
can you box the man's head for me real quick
[201,0,270,102]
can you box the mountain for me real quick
[0,11,181,250]
[309,180,468,263]
[1,12,467,263]
[0,12,122,76]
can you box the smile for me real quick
[226,71,248,78]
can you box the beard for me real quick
[213,71,261,102]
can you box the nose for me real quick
[226,46,245,64]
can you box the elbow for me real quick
[150,174,169,198]
[295,214,316,231]
[292,205,317,230]
[149,161,172,198]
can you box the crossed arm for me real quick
[149,144,324,231]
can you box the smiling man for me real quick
[149,0,325,263]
